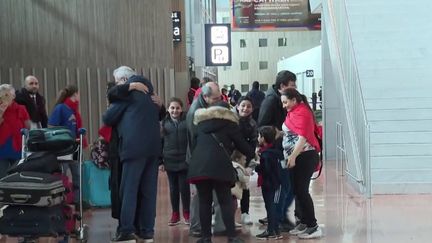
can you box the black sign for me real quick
[172,11,181,42]
[205,24,232,66]
[306,70,314,77]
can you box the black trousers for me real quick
[292,150,319,227]
[166,170,190,213]
[240,189,250,214]
[195,180,236,238]
[262,186,280,233]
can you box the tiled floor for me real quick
[2,161,432,242]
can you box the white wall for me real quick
[217,31,321,92]
[277,45,322,98]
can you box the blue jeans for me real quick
[119,157,158,237]
[276,168,294,224]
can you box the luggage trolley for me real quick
[0,128,89,243]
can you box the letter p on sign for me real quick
[211,46,229,64]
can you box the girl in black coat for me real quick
[188,101,255,243]
[234,96,258,225]
[160,98,190,226]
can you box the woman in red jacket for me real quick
[0,84,30,179]
[280,88,322,239]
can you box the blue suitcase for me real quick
[82,161,111,207]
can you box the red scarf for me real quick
[284,103,321,152]
[193,87,202,100]
[0,102,29,152]
[98,125,112,142]
[257,143,273,187]
[64,98,88,148]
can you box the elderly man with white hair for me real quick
[15,75,48,128]
[103,66,162,243]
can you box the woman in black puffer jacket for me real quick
[188,101,255,243]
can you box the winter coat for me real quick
[255,147,284,190]
[187,106,255,184]
[185,93,208,162]
[15,88,48,128]
[257,85,286,129]
[238,116,258,152]
[161,114,188,171]
[103,75,161,161]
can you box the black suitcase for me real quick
[0,172,65,207]
[0,205,66,237]
[27,127,76,156]
[7,151,61,174]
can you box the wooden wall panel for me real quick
[0,0,173,69]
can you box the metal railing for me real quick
[326,0,372,197]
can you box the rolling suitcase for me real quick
[82,161,111,207]
[0,205,66,237]
[7,151,61,174]
[0,172,65,207]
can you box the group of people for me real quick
[105,69,321,243]
[0,76,91,211]
[0,67,323,243]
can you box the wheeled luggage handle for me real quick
[20,128,29,136]
[10,194,31,203]
[20,128,29,159]
[79,128,87,135]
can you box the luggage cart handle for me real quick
[10,194,31,203]
[79,128,87,135]
[20,128,29,136]
[20,128,29,159]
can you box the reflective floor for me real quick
[2,161,432,242]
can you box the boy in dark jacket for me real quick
[255,126,284,240]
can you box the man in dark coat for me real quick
[257,70,297,128]
[15,75,48,128]
[103,66,161,242]
[228,84,242,106]
[246,81,265,121]
[186,81,222,237]
[105,78,164,221]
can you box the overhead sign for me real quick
[172,11,181,42]
[306,69,314,77]
[231,0,321,30]
[205,24,232,66]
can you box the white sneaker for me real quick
[235,222,242,228]
[241,213,253,225]
[298,226,323,239]
[289,223,307,235]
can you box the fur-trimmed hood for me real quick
[193,106,239,125]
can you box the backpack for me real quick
[90,138,110,169]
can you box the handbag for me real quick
[210,133,231,159]
[210,133,238,182]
